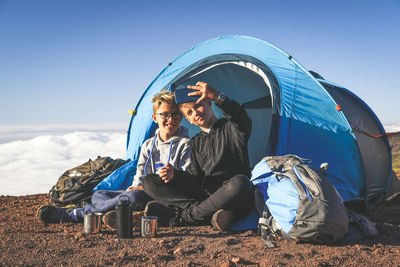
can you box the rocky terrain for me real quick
[1,176,400,266]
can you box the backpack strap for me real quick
[258,207,280,248]
[259,224,276,248]
[263,155,305,171]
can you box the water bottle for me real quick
[116,195,132,238]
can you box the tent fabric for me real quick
[124,35,365,203]
[94,160,137,191]
[99,35,398,209]
[318,79,393,205]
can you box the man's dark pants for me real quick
[142,174,254,225]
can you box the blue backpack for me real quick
[251,155,348,247]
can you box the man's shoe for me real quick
[102,210,144,230]
[36,205,71,224]
[211,209,234,232]
[144,200,179,227]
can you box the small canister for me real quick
[116,195,132,238]
[83,213,103,234]
[140,216,158,238]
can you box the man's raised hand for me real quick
[187,81,219,104]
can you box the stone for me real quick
[173,247,183,255]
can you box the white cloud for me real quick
[0,131,126,196]
[0,124,126,144]
[384,123,400,133]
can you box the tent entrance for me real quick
[174,60,274,167]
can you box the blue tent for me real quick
[97,35,399,207]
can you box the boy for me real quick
[143,81,254,231]
[37,91,191,228]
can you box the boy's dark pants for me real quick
[142,174,254,225]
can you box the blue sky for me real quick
[1,0,399,127]
[0,0,400,196]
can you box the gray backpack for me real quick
[251,155,348,247]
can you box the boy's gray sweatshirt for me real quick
[131,126,191,187]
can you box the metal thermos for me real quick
[83,213,103,234]
[116,195,132,238]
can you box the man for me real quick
[37,91,191,227]
[143,81,254,231]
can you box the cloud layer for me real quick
[1,123,398,196]
[384,123,400,133]
[0,124,126,144]
[0,131,125,196]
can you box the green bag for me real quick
[49,156,129,209]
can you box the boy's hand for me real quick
[187,81,219,104]
[159,163,174,183]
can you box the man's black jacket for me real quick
[174,97,252,190]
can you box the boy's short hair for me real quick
[152,91,178,113]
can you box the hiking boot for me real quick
[36,205,71,224]
[211,209,234,232]
[144,200,180,227]
[102,210,144,230]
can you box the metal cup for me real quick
[83,213,103,234]
[140,216,158,238]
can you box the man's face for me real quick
[152,102,183,139]
[180,100,213,128]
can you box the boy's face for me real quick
[152,102,183,139]
[179,100,213,128]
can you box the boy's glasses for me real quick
[156,112,183,120]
